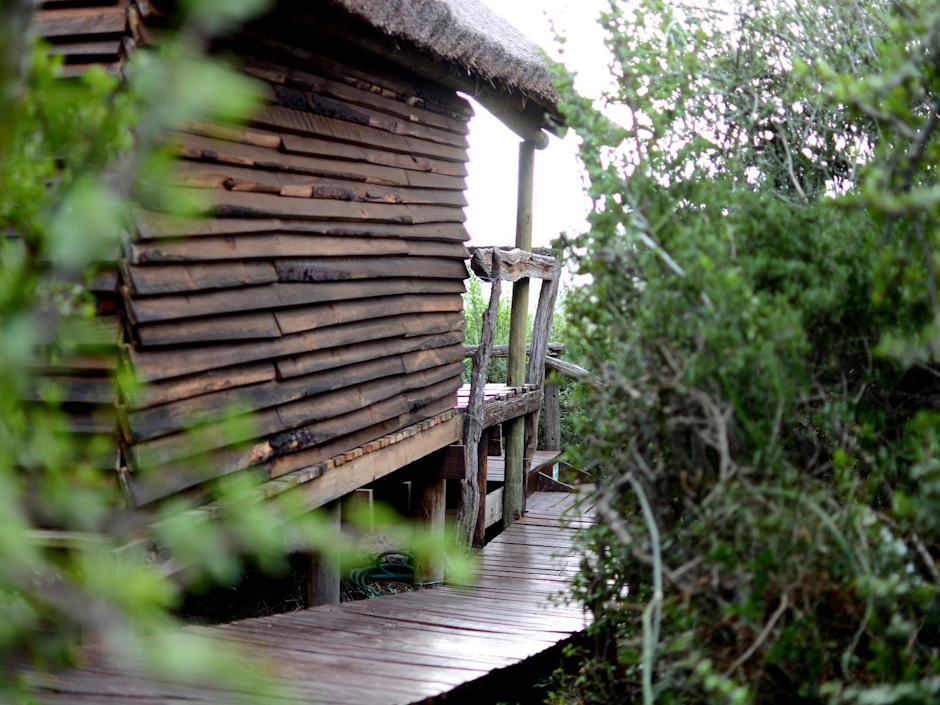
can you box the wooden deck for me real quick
[30,491,593,705]
[486,449,563,483]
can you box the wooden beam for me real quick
[542,380,562,452]
[469,246,559,282]
[305,499,341,606]
[463,342,566,359]
[525,273,561,463]
[483,389,543,428]
[504,141,535,530]
[545,356,604,387]
[413,475,446,586]
[456,249,502,548]
[283,415,462,517]
[472,440,488,549]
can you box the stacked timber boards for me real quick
[29,492,594,705]
[35,0,133,77]
[37,3,475,506]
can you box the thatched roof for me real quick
[328,0,561,111]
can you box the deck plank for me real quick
[31,491,591,705]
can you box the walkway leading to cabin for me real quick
[31,491,594,705]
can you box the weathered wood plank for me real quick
[265,396,456,480]
[463,342,566,359]
[36,7,127,38]
[483,389,543,428]
[274,294,463,336]
[470,246,559,282]
[239,53,470,136]
[129,364,464,470]
[127,311,465,382]
[239,27,473,119]
[47,39,123,57]
[275,256,467,282]
[525,273,561,462]
[262,78,469,150]
[175,131,465,191]
[134,210,469,242]
[122,260,277,296]
[164,188,466,225]
[457,249,501,548]
[172,161,469,207]
[129,234,468,265]
[542,380,562,452]
[125,361,277,410]
[127,378,462,504]
[276,329,464,379]
[255,106,469,164]
[126,279,466,325]
[127,344,463,441]
[135,310,282,346]
[280,411,463,516]
[280,132,466,177]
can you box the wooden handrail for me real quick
[462,343,601,387]
[463,342,566,358]
[468,246,559,282]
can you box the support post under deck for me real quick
[414,476,447,585]
[504,140,535,529]
[305,499,341,606]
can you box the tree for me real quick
[556,1,940,703]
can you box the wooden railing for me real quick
[457,244,562,545]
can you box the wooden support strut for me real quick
[455,249,502,548]
[413,473,447,585]
[305,499,341,606]
[503,140,535,530]
[524,270,561,465]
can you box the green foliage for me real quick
[0,2,469,701]
[554,1,940,704]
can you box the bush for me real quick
[556,1,940,703]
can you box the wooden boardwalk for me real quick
[30,491,594,705]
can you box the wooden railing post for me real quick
[472,440,489,549]
[524,271,560,465]
[542,376,562,452]
[456,251,502,548]
[504,140,535,529]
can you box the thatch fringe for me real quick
[328,0,561,110]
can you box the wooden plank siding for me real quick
[34,3,476,508]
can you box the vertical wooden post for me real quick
[524,272,561,463]
[305,499,341,607]
[507,141,535,387]
[456,251,501,548]
[472,439,488,549]
[504,140,535,529]
[414,476,447,585]
[543,378,562,451]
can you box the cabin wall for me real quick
[36,1,473,506]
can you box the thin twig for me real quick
[723,593,789,677]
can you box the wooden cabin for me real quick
[34,0,563,558]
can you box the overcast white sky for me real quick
[462,0,611,249]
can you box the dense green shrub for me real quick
[556,1,940,703]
